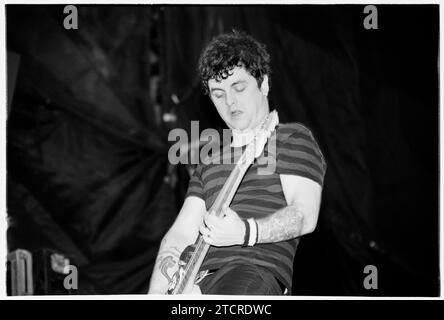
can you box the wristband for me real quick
[242,219,250,247]
[255,219,259,245]
[247,218,257,246]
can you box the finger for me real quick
[204,212,212,224]
[199,224,210,236]
[223,207,239,220]
[223,207,233,217]
[202,233,213,245]
[203,216,214,230]
[205,211,217,220]
[205,214,220,227]
[219,208,228,217]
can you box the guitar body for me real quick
[167,243,206,294]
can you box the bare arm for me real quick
[148,196,206,294]
[200,175,322,247]
[256,174,322,243]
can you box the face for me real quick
[208,67,269,131]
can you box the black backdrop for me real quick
[6,5,439,295]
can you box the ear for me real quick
[260,75,269,97]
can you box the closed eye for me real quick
[233,83,246,92]
[211,90,225,99]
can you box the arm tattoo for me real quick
[256,205,304,243]
[156,247,181,282]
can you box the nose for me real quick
[225,92,236,107]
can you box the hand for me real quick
[199,207,246,247]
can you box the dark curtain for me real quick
[7,6,176,294]
[6,5,439,295]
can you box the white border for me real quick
[0,0,6,301]
[0,0,442,4]
[0,0,442,301]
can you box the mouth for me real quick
[230,110,243,118]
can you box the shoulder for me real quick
[276,122,315,141]
[274,122,327,186]
[276,122,323,152]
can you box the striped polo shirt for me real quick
[185,123,327,291]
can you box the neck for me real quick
[231,111,270,147]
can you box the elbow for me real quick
[304,224,316,235]
[301,219,318,236]
[301,207,320,236]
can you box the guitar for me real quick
[167,110,279,295]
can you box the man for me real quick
[148,30,326,295]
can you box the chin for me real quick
[229,119,250,131]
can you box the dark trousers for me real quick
[198,262,284,295]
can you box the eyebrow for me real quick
[232,80,247,87]
[210,87,224,93]
[210,80,247,93]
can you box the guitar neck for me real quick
[174,146,254,294]
[211,148,253,217]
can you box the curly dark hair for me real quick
[198,30,271,95]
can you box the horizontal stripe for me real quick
[203,166,233,181]
[232,198,285,210]
[238,180,282,190]
[280,131,313,145]
[280,142,325,167]
[279,167,324,186]
[188,179,203,188]
[204,176,227,192]
[231,206,280,218]
[277,123,310,135]
[278,168,323,186]
[233,198,285,208]
[185,171,204,198]
[235,187,285,198]
[186,191,203,199]
[205,178,283,196]
[278,124,325,163]
[279,152,325,175]
[278,153,323,174]
[240,174,281,185]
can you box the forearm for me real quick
[148,231,196,294]
[256,205,305,243]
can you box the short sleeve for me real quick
[185,164,205,200]
[276,124,327,186]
